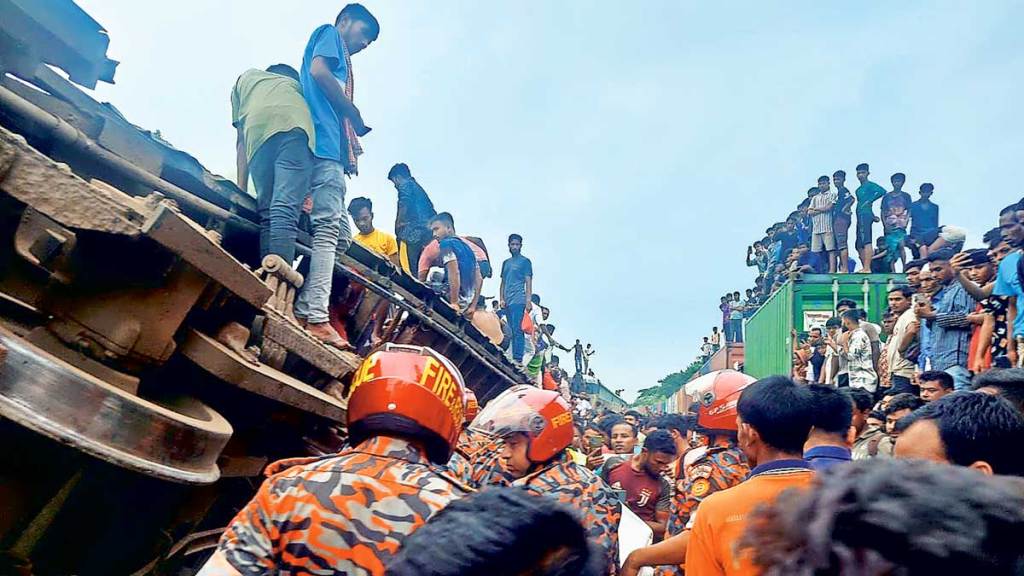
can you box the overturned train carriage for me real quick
[0,2,524,574]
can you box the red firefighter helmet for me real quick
[346,344,466,463]
[463,388,480,423]
[471,385,573,463]
[690,370,756,433]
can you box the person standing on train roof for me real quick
[854,162,887,273]
[500,233,533,364]
[293,3,377,350]
[197,344,470,576]
[473,385,622,575]
[389,162,437,275]
[231,63,314,267]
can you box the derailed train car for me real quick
[0,2,525,573]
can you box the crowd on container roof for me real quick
[745,163,955,290]
[694,163,956,362]
[200,4,1024,574]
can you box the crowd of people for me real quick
[746,163,951,289]
[200,347,1024,576]
[210,6,1024,575]
[230,4,605,403]
[793,198,1022,396]
[693,163,957,365]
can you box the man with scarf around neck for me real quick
[294,4,377,349]
[472,385,622,575]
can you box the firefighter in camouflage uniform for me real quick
[472,385,622,575]
[447,388,481,484]
[622,370,754,576]
[198,344,471,576]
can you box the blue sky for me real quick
[77,1,1024,401]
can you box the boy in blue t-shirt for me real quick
[428,212,482,316]
[293,4,379,349]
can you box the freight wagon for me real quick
[743,273,905,379]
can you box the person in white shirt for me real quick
[574,397,592,419]
[807,176,839,272]
[822,317,843,385]
[841,310,877,393]
[886,287,920,395]
[700,337,713,358]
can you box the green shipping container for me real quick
[744,273,905,379]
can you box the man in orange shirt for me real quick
[685,376,816,576]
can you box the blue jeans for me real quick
[944,365,972,391]
[506,303,527,363]
[730,319,744,342]
[294,159,351,324]
[250,129,312,263]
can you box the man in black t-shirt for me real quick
[908,183,940,257]
[500,233,534,364]
[832,170,854,274]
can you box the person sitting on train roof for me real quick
[417,236,490,281]
[428,212,482,318]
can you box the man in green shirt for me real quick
[231,64,315,264]
[854,162,886,273]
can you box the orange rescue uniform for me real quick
[685,459,814,576]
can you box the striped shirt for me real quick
[810,190,838,233]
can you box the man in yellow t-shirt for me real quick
[348,197,399,266]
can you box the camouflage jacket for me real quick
[467,432,516,488]
[204,436,466,576]
[447,428,489,484]
[515,453,622,575]
[655,436,748,576]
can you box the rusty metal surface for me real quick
[0,327,232,484]
[180,329,347,423]
[26,327,140,393]
[261,307,360,379]
[0,0,118,89]
[335,253,527,388]
[0,85,259,235]
[0,125,144,234]
[44,256,211,370]
[141,202,271,308]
